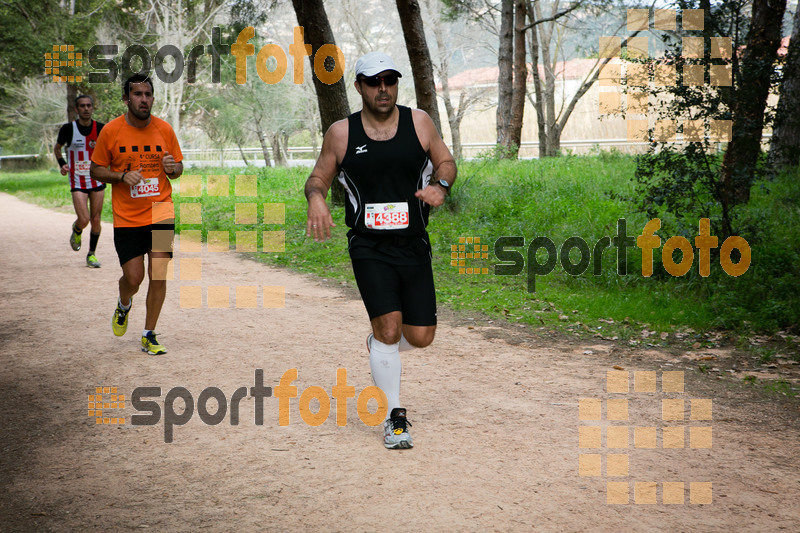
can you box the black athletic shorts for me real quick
[71,184,107,193]
[351,258,437,326]
[114,223,175,266]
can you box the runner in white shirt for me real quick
[54,95,106,268]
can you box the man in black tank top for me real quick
[305,52,457,449]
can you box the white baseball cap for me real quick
[355,52,403,78]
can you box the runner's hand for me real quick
[60,164,69,176]
[306,195,336,242]
[415,184,447,207]
[122,167,144,186]
[162,152,177,175]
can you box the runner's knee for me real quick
[123,270,145,287]
[373,321,402,344]
[404,327,436,348]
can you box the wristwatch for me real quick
[435,179,451,193]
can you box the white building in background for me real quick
[439,58,629,158]
[439,35,792,158]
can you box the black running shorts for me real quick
[351,258,437,326]
[113,223,175,266]
[71,184,107,193]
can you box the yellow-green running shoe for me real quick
[112,300,131,337]
[141,332,167,355]
[70,226,81,251]
[86,254,101,268]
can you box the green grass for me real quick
[0,169,116,222]
[2,156,798,341]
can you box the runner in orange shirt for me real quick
[90,74,183,355]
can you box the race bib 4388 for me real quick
[364,202,409,230]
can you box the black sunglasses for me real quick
[360,74,399,87]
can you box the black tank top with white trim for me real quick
[337,106,434,264]
[338,105,434,236]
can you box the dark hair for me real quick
[123,74,154,97]
[74,94,93,107]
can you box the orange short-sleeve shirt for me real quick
[92,115,183,227]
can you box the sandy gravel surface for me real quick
[1,192,798,532]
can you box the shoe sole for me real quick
[87,263,101,268]
[384,440,413,449]
[142,347,167,355]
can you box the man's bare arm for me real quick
[90,162,144,186]
[162,152,183,180]
[412,110,457,207]
[53,143,69,175]
[305,119,348,241]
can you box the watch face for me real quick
[439,180,450,188]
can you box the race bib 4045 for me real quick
[365,202,409,230]
[130,178,160,198]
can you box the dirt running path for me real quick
[1,192,798,532]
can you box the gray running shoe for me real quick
[384,407,413,449]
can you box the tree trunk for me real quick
[430,3,461,159]
[66,84,78,122]
[291,0,351,135]
[66,2,77,123]
[291,0,350,203]
[549,124,561,155]
[496,0,514,156]
[281,130,290,163]
[508,0,527,157]
[450,111,463,160]
[448,92,468,160]
[526,3,546,158]
[271,132,287,167]
[440,93,459,154]
[311,128,319,158]
[236,142,249,165]
[395,0,442,134]
[535,0,557,157]
[767,5,800,171]
[719,0,787,207]
[255,122,272,168]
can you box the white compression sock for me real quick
[369,337,402,416]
